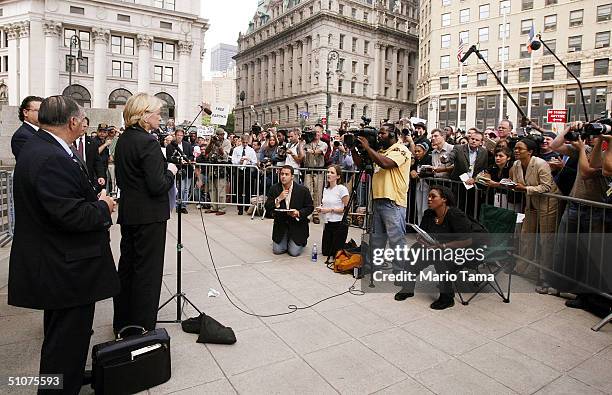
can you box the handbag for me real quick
[91,326,171,394]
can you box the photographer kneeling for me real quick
[353,123,412,299]
[265,165,314,256]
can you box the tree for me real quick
[226,111,235,132]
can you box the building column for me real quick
[292,41,300,95]
[6,24,20,105]
[136,34,153,94]
[249,60,255,103]
[92,28,110,108]
[177,40,193,123]
[267,52,274,101]
[18,21,30,103]
[303,38,311,93]
[373,42,384,98]
[402,51,410,101]
[240,63,247,101]
[466,93,477,128]
[43,20,62,97]
[283,46,290,98]
[275,51,282,99]
[390,46,398,100]
[255,57,261,104]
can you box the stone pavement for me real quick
[1,209,612,394]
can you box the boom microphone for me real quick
[460,45,477,64]
[198,105,212,116]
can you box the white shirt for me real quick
[284,142,302,174]
[25,121,39,131]
[231,144,258,167]
[321,184,349,223]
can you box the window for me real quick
[164,67,173,82]
[479,49,488,62]
[595,31,611,48]
[441,13,451,27]
[521,19,532,35]
[440,55,450,68]
[338,58,345,71]
[363,11,368,21]
[111,36,121,54]
[458,74,467,88]
[496,70,508,84]
[440,77,449,89]
[160,21,172,30]
[520,44,530,58]
[499,0,510,14]
[352,37,357,52]
[543,39,556,55]
[545,0,557,5]
[112,61,121,77]
[499,23,510,39]
[337,79,343,93]
[498,46,509,61]
[70,6,85,15]
[124,37,134,55]
[477,72,487,86]
[117,14,130,22]
[459,31,469,44]
[153,42,163,59]
[567,61,581,78]
[164,43,174,60]
[363,84,368,95]
[351,81,356,94]
[155,0,175,10]
[479,4,489,19]
[519,67,530,82]
[64,29,76,47]
[442,0,451,6]
[352,61,357,73]
[364,40,369,54]
[542,65,555,80]
[568,36,582,52]
[522,0,533,10]
[65,55,87,73]
[338,4,344,15]
[479,27,489,42]
[363,63,369,75]
[154,65,163,81]
[569,10,583,27]
[544,15,557,32]
[460,8,470,23]
[351,8,357,18]
[123,62,133,79]
[441,34,451,48]
[594,58,609,75]
[598,4,611,22]
[339,34,345,49]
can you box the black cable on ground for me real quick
[198,207,364,318]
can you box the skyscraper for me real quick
[211,43,238,72]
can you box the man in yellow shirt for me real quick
[355,123,412,301]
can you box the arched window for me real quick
[108,88,132,109]
[337,102,343,119]
[295,103,299,121]
[399,109,403,119]
[285,105,290,122]
[277,107,281,122]
[350,104,356,120]
[363,105,368,117]
[387,108,392,120]
[63,84,91,108]
[155,92,175,120]
[304,102,309,115]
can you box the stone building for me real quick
[0,0,208,123]
[234,0,419,132]
[417,0,612,131]
[202,67,237,111]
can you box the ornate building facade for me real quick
[0,0,208,123]
[234,0,419,132]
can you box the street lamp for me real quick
[67,35,83,94]
[325,49,339,133]
[239,90,246,133]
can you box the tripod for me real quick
[158,107,205,323]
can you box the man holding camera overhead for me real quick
[354,123,412,300]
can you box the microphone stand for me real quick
[158,106,205,323]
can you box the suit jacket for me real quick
[115,125,175,225]
[8,131,119,310]
[166,140,194,178]
[11,122,37,160]
[83,136,106,184]
[510,156,560,212]
[449,144,489,181]
[265,182,314,246]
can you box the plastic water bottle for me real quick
[311,244,318,262]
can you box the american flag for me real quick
[457,37,466,63]
[527,25,536,52]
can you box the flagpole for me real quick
[527,46,534,120]
[499,6,507,122]
[457,61,463,130]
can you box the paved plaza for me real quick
[1,210,612,394]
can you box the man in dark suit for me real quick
[8,95,119,394]
[11,95,44,160]
[265,165,314,256]
[166,128,194,213]
[73,117,106,192]
[449,129,489,218]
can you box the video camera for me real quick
[564,117,612,142]
[301,128,315,144]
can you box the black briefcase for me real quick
[91,326,171,394]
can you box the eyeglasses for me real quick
[26,108,39,112]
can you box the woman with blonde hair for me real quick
[113,93,178,333]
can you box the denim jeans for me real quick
[371,199,408,275]
[272,232,304,257]
[177,176,191,209]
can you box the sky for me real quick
[200,0,257,80]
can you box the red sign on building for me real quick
[547,109,568,123]
[321,117,327,125]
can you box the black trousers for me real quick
[39,304,95,395]
[322,221,349,258]
[237,169,254,208]
[113,221,167,332]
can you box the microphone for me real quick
[460,45,477,64]
[198,105,212,116]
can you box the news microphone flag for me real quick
[457,37,465,62]
[527,25,536,53]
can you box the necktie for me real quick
[242,147,246,157]
[77,137,84,160]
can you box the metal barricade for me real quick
[406,176,612,331]
[0,170,14,247]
